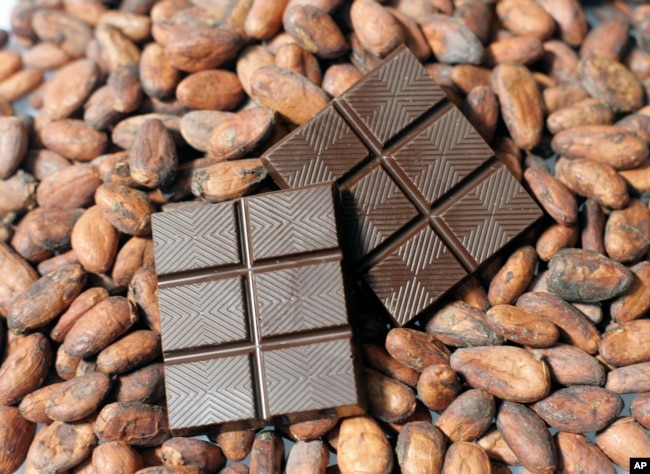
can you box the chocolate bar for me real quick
[152,184,363,435]
[262,46,543,326]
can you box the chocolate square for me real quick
[262,46,543,326]
[152,184,363,435]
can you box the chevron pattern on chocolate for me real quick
[152,203,240,275]
[392,107,494,203]
[263,106,370,187]
[264,339,358,415]
[340,48,446,144]
[158,278,248,351]
[247,186,339,260]
[165,355,256,429]
[441,164,543,264]
[256,262,348,337]
[365,226,466,325]
[341,168,418,262]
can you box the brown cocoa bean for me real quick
[95,401,170,447]
[51,287,109,343]
[396,422,446,474]
[8,264,86,334]
[631,393,650,429]
[213,429,255,462]
[450,346,551,403]
[165,28,242,73]
[283,415,339,442]
[0,116,28,180]
[350,0,404,59]
[71,205,120,274]
[596,417,650,471]
[108,64,143,113]
[0,333,51,405]
[552,125,648,170]
[18,381,61,424]
[516,291,601,354]
[416,364,460,412]
[283,4,347,59]
[249,431,283,474]
[113,362,165,404]
[579,54,644,113]
[112,236,154,289]
[285,439,328,474]
[338,416,393,474]
[537,0,587,46]
[599,319,650,366]
[426,301,504,347]
[176,69,244,111]
[207,107,275,161]
[95,23,141,72]
[160,437,226,472]
[25,421,96,472]
[546,248,634,302]
[462,85,499,143]
[46,372,113,422]
[39,119,108,161]
[92,440,144,473]
[580,16,629,60]
[547,98,614,134]
[496,0,556,40]
[12,207,82,262]
[42,59,99,120]
[113,113,183,149]
[485,36,543,66]
[476,428,521,465]
[435,389,494,442]
[128,266,160,333]
[250,65,329,125]
[496,401,556,474]
[606,362,650,393]
[64,296,137,358]
[536,222,579,262]
[32,9,93,58]
[421,14,483,65]
[581,199,606,254]
[385,327,450,371]
[0,405,36,473]
[129,118,178,188]
[604,199,650,262]
[96,329,161,375]
[363,368,416,423]
[491,63,544,150]
[488,245,537,305]
[610,261,650,322]
[531,386,623,432]
[442,442,491,473]
[524,166,577,225]
[531,343,606,386]
[362,344,419,387]
[95,183,156,236]
[0,69,44,102]
[190,159,268,202]
[486,305,559,348]
[554,431,616,474]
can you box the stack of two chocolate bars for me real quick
[152,46,543,435]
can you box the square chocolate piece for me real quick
[152,184,363,435]
[262,46,543,327]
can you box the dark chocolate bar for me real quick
[152,184,364,435]
[262,46,543,327]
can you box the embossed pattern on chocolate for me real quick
[152,184,363,435]
[262,46,543,326]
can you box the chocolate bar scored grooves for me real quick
[153,185,361,431]
[262,46,543,326]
